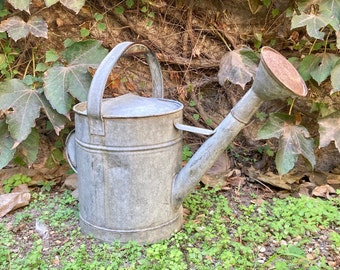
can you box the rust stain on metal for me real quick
[262,47,307,97]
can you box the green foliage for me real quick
[0,40,108,169]
[258,113,315,175]
[263,244,330,269]
[114,0,155,26]
[0,188,339,268]
[299,53,339,85]
[0,2,110,169]
[0,35,18,79]
[290,0,340,94]
[44,40,108,114]
[38,180,56,192]
[219,0,340,174]
[182,144,193,161]
[2,173,31,193]
[257,144,274,157]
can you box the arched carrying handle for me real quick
[87,42,164,135]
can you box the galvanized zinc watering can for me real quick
[66,41,307,244]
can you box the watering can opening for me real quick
[260,47,307,98]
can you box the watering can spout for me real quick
[172,47,308,208]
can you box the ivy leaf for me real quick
[0,79,65,142]
[17,127,40,164]
[44,0,59,7]
[0,16,48,41]
[28,16,48,39]
[319,0,340,31]
[38,89,67,135]
[0,120,15,170]
[218,47,259,89]
[44,65,75,115]
[291,13,330,40]
[45,0,85,13]
[310,53,339,85]
[61,0,85,13]
[331,60,340,93]
[299,53,339,84]
[44,40,108,115]
[318,111,340,151]
[299,54,321,81]
[7,0,30,13]
[257,113,293,140]
[258,113,315,175]
[0,16,29,41]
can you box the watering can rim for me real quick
[260,46,308,98]
[73,93,184,118]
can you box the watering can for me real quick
[66,42,307,244]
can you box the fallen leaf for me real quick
[0,184,31,217]
[298,182,316,197]
[312,184,336,199]
[318,111,340,151]
[201,174,226,188]
[246,167,303,190]
[226,169,241,178]
[53,256,60,266]
[228,176,246,187]
[207,153,230,175]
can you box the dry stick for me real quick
[111,9,220,69]
[182,0,193,58]
[247,176,274,193]
[156,53,219,68]
[186,0,195,53]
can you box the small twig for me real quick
[248,176,274,193]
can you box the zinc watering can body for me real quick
[66,42,307,244]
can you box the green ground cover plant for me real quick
[0,187,339,269]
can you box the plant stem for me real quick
[210,26,232,51]
[288,98,295,115]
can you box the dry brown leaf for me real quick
[207,153,230,175]
[227,176,246,187]
[312,184,336,199]
[201,174,226,188]
[226,169,242,178]
[247,167,303,190]
[326,173,340,185]
[0,184,31,217]
[298,182,316,197]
